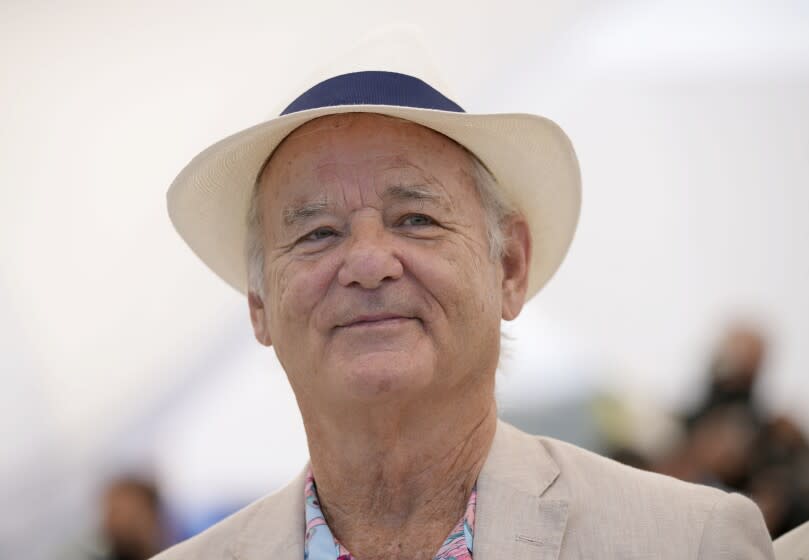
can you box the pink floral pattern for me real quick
[304,469,475,559]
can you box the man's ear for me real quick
[500,215,531,321]
[248,291,273,347]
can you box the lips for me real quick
[337,313,413,328]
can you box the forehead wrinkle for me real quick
[278,183,451,229]
[266,127,474,227]
[378,153,423,168]
[309,154,427,177]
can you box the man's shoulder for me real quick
[531,432,772,557]
[493,420,727,510]
[537,433,726,508]
[152,471,305,560]
[488,421,772,556]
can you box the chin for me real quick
[338,353,433,401]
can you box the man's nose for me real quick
[337,220,403,289]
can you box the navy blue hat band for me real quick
[281,70,465,116]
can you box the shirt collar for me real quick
[303,469,476,560]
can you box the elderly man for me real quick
[157,62,774,559]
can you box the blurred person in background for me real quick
[63,477,168,560]
[687,323,767,430]
[748,416,809,536]
[612,323,809,539]
[100,478,166,560]
[682,324,809,537]
[153,37,774,559]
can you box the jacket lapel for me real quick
[232,468,307,560]
[474,421,569,560]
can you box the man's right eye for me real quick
[300,227,337,243]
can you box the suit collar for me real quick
[230,422,568,560]
[232,467,307,560]
[473,420,569,560]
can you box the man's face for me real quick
[250,113,527,410]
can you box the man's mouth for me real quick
[337,314,415,328]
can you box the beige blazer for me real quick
[773,521,809,559]
[154,420,774,559]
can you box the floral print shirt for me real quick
[304,469,476,560]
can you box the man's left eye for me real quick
[399,214,436,227]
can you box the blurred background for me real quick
[2,1,808,558]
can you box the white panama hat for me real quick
[167,28,581,300]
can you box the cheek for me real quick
[409,242,501,323]
[267,257,337,333]
[447,238,500,306]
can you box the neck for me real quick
[300,381,497,560]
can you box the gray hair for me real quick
[245,149,517,298]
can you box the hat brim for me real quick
[167,104,581,300]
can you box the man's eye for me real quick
[399,214,436,227]
[300,227,337,243]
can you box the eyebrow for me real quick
[281,184,450,227]
[282,198,330,226]
[384,184,450,210]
